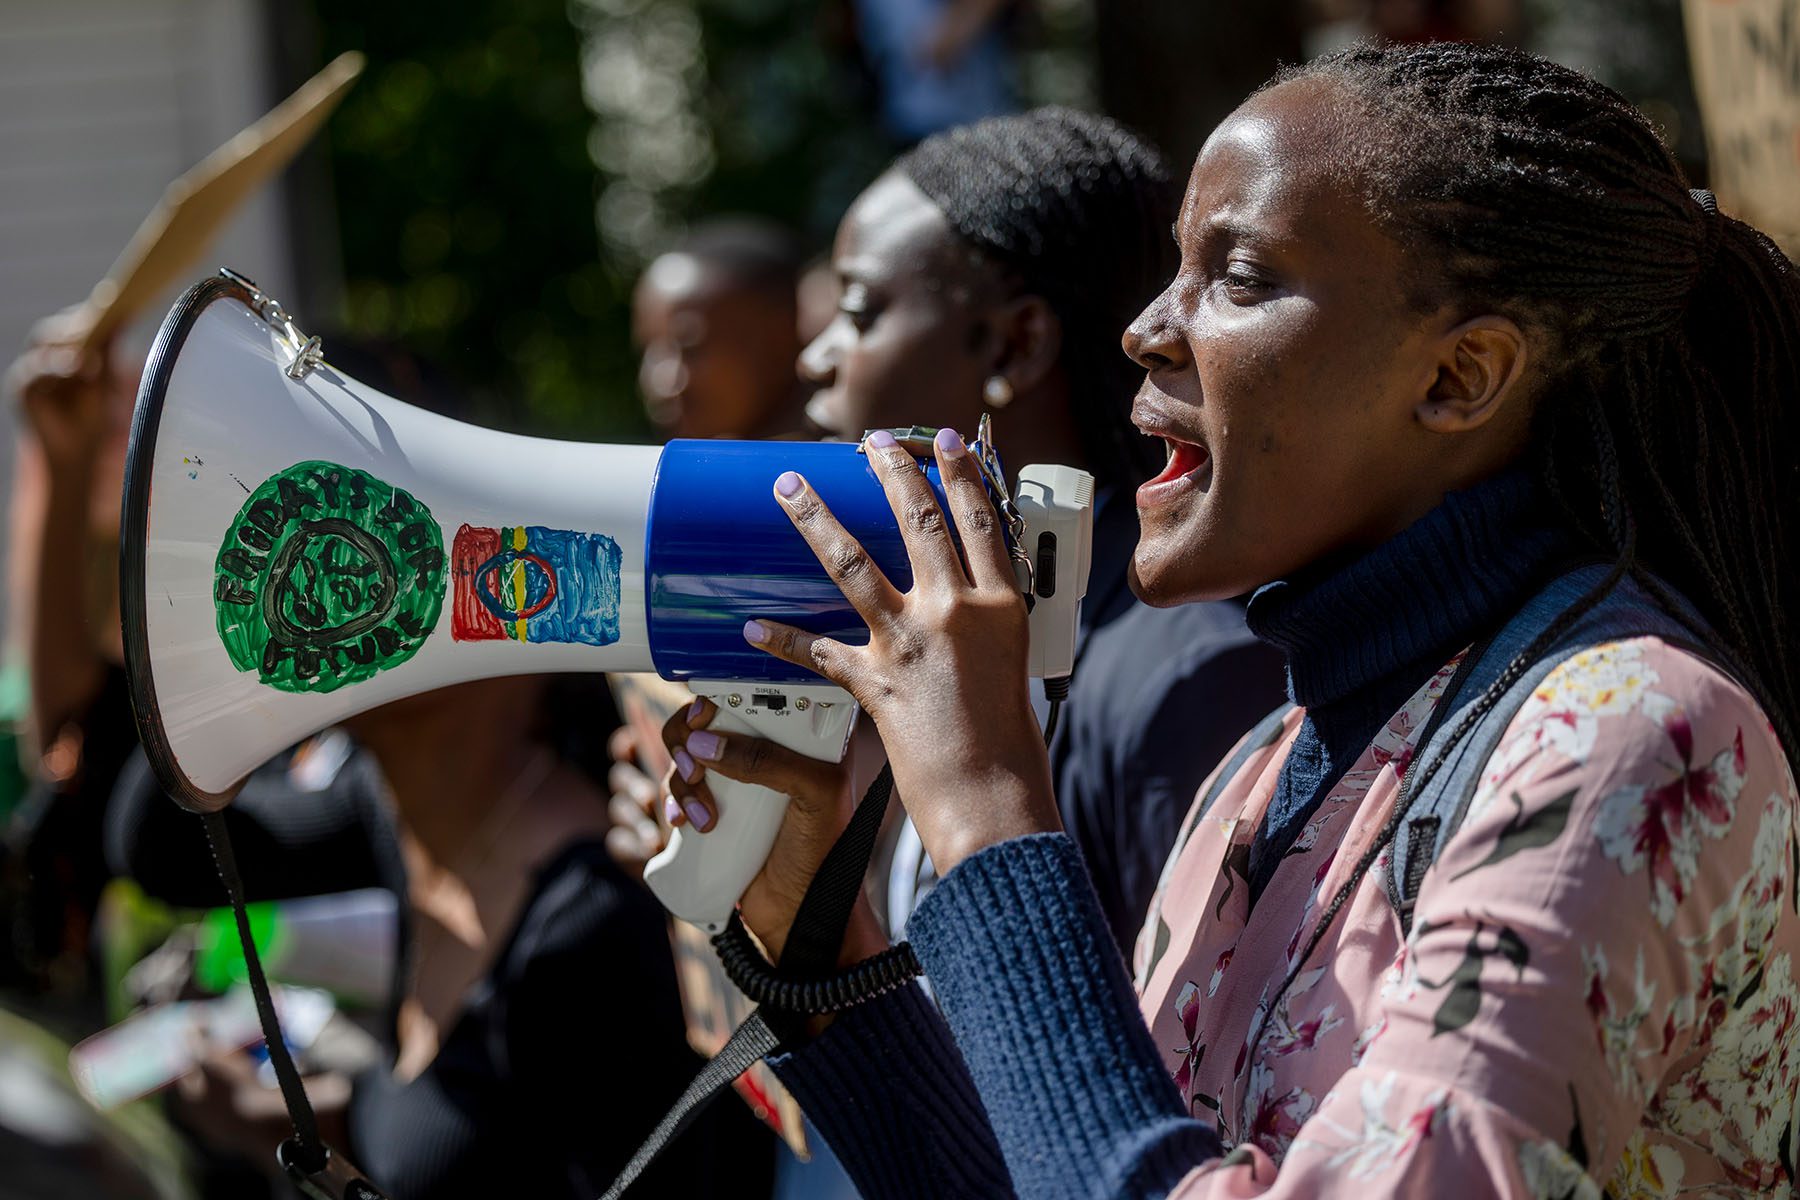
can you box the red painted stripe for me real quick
[451,525,505,641]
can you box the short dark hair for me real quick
[665,217,806,307]
[897,107,1179,488]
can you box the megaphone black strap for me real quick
[200,811,326,1168]
[201,812,392,1200]
[760,760,902,989]
[602,761,914,1199]
[598,1008,784,1200]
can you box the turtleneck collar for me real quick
[1245,469,1574,714]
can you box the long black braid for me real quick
[1240,40,1800,1098]
[897,107,1180,488]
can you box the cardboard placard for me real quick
[1683,0,1800,252]
[72,52,365,354]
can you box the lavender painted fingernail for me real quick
[935,426,965,456]
[673,747,699,782]
[743,619,769,644]
[687,730,724,761]
[776,471,803,498]
[688,697,706,722]
[663,794,682,824]
[683,797,712,831]
[866,429,897,450]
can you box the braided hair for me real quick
[1280,41,1800,760]
[1240,41,1800,1091]
[896,107,1180,488]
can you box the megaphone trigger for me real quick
[645,678,857,932]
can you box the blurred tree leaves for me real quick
[314,0,643,439]
[570,0,891,262]
[310,0,1095,439]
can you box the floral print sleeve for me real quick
[1159,639,1800,1197]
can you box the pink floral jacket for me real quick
[1134,638,1800,1197]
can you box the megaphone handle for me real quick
[643,683,857,933]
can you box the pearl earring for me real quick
[983,375,1014,409]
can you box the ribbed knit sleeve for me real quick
[771,981,1015,1198]
[774,833,1222,1198]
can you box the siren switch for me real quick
[1035,533,1058,599]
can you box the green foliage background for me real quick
[308,0,890,442]
[312,0,641,440]
[304,0,1100,442]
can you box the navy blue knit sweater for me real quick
[770,471,1572,1198]
[1243,469,1570,904]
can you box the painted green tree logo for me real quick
[214,461,446,693]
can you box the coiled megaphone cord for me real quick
[1044,674,1071,743]
[712,915,920,1013]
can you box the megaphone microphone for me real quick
[122,270,1096,936]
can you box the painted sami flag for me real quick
[451,525,622,645]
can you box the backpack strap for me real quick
[1387,564,1726,936]
[1199,703,1295,822]
[1140,701,1293,985]
[1157,702,1294,894]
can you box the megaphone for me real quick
[122,270,1095,933]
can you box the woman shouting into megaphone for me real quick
[663,42,1800,1200]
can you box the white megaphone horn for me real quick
[122,270,1095,933]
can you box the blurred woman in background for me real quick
[108,670,769,1199]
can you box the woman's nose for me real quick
[797,321,841,386]
[1122,285,1189,372]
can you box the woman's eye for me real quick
[839,285,877,332]
[1222,265,1272,297]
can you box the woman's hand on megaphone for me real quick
[662,697,883,965]
[744,428,1062,879]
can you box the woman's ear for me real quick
[1416,315,1530,434]
[989,295,1063,396]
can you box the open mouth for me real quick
[1138,435,1211,505]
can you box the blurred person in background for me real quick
[108,672,768,1199]
[2,317,141,1008]
[632,218,813,442]
[611,218,824,866]
[849,0,1020,144]
[623,220,856,1200]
